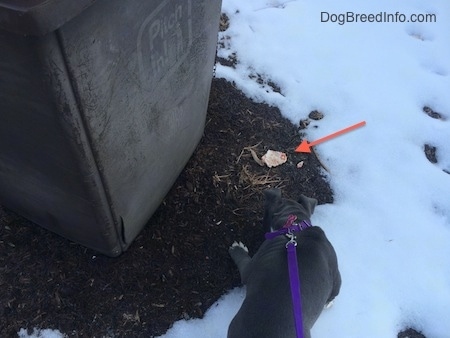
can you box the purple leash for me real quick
[286,234,304,338]
[265,215,312,338]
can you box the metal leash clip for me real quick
[285,229,298,248]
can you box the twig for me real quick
[249,148,265,166]
[311,147,330,173]
[236,141,263,164]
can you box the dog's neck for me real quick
[265,215,313,240]
[282,214,300,228]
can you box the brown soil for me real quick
[0,78,424,338]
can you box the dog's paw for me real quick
[230,241,249,253]
[324,300,335,309]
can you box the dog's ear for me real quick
[263,188,282,230]
[297,194,317,217]
[264,188,282,204]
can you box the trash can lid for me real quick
[0,0,97,36]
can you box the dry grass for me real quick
[239,165,286,190]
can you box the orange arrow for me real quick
[295,121,366,153]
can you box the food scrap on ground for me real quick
[261,150,287,168]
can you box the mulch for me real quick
[0,78,424,338]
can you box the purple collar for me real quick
[265,214,312,240]
[264,214,312,338]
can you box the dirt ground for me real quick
[1,78,425,337]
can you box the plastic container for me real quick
[0,0,222,256]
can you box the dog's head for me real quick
[263,188,317,231]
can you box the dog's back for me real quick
[228,228,340,338]
[228,189,341,338]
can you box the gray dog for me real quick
[228,188,341,338]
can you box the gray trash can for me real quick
[0,0,222,256]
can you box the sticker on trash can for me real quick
[137,0,193,82]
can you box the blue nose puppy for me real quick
[228,188,341,338]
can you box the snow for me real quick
[19,0,450,337]
[18,328,68,338]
